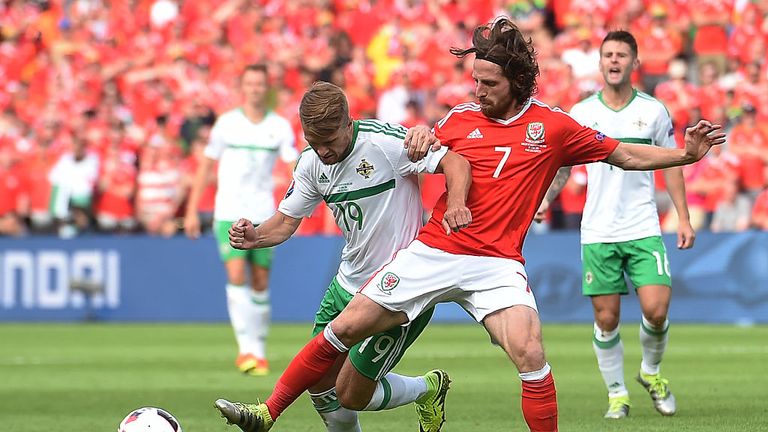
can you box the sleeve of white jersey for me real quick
[375,133,448,177]
[277,118,298,163]
[277,157,323,219]
[203,116,227,160]
[656,105,677,149]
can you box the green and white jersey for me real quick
[205,109,297,223]
[570,89,676,244]
[279,120,448,294]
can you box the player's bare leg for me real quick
[484,306,557,432]
[636,285,675,415]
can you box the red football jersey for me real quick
[418,100,619,262]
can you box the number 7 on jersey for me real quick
[493,146,512,178]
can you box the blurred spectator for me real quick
[48,134,100,237]
[19,121,63,233]
[689,0,730,75]
[751,188,768,230]
[181,126,216,233]
[179,99,216,155]
[376,71,411,124]
[732,62,768,123]
[697,61,727,122]
[558,164,587,230]
[655,58,700,141]
[94,127,137,233]
[728,104,768,203]
[710,180,752,232]
[0,142,25,236]
[637,3,683,95]
[136,143,182,237]
[561,27,601,93]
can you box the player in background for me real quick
[184,64,298,376]
[219,81,471,432]
[213,18,725,432]
[536,31,692,419]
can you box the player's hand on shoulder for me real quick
[404,125,441,162]
[442,202,472,235]
[229,218,256,249]
[683,120,726,162]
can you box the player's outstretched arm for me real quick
[605,120,726,170]
[228,211,302,250]
[435,151,472,235]
[404,125,442,162]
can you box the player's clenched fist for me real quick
[228,218,256,249]
[442,205,472,235]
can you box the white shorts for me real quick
[359,240,538,323]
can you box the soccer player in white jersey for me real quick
[540,31,692,419]
[184,64,298,376]
[217,81,471,432]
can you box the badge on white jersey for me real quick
[356,159,375,179]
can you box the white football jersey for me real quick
[205,109,297,223]
[279,119,448,294]
[570,90,676,244]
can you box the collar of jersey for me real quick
[488,98,533,125]
[336,120,360,164]
[238,107,271,124]
[597,88,637,112]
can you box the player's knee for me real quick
[250,279,267,292]
[505,338,545,371]
[643,310,668,328]
[595,312,620,331]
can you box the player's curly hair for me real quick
[299,81,350,138]
[450,18,539,106]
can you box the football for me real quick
[117,407,183,432]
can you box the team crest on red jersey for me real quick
[522,122,547,153]
[526,122,545,143]
[379,272,400,294]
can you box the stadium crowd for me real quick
[1,0,767,237]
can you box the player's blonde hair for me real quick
[299,81,350,138]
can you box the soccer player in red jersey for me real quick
[215,18,726,432]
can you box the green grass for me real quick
[1,323,766,431]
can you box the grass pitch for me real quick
[1,323,765,431]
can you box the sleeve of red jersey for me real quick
[432,118,453,149]
[559,113,620,166]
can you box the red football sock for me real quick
[521,371,558,432]
[265,331,343,420]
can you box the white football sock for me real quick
[225,284,251,354]
[639,316,669,376]
[310,387,362,432]
[363,373,427,411]
[593,323,627,397]
[248,289,270,359]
